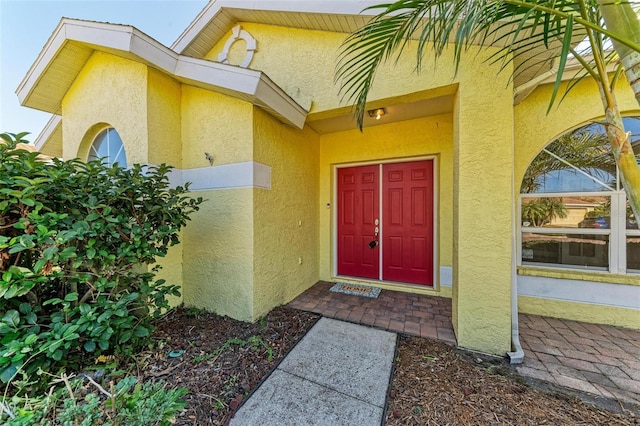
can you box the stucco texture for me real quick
[450,47,514,355]
[62,52,149,163]
[518,296,639,329]
[147,68,182,167]
[514,76,640,187]
[181,86,254,168]
[182,188,255,321]
[252,108,320,319]
[207,23,461,115]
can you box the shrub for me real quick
[0,375,187,425]
[0,132,203,387]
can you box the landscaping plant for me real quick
[0,132,203,389]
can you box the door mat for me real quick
[329,282,381,299]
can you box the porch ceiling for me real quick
[17,18,308,129]
[307,95,454,134]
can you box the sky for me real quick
[0,0,208,140]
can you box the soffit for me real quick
[34,114,63,158]
[17,18,307,130]
[307,95,454,134]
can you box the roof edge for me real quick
[171,0,382,53]
[17,18,307,129]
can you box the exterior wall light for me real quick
[367,108,386,120]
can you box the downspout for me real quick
[507,111,524,365]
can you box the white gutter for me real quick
[507,118,524,365]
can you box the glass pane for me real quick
[521,196,610,229]
[628,236,640,272]
[87,128,127,167]
[522,233,609,269]
[627,202,639,230]
[521,124,616,194]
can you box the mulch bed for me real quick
[136,306,320,425]
[385,335,639,425]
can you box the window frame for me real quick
[518,116,639,275]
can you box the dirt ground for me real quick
[136,307,638,425]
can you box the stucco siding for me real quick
[181,86,254,169]
[182,188,255,321]
[206,23,461,115]
[452,47,514,355]
[147,68,182,167]
[61,51,148,163]
[252,108,321,319]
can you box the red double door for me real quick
[337,160,434,286]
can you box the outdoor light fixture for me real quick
[367,108,386,120]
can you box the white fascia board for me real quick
[175,56,261,95]
[172,0,381,53]
[33,114,62,151]
[254,73,308,129]
[17,18,307,128]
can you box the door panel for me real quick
[337,165,380,279]
[337,160,434,286]
[382,160,434,285]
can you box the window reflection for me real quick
[88,128,127,167]
[522,233,609,269]
[521,196,610,229]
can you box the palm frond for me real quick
[336,0,638,129]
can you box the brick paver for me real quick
[518,313,640,408]
[288,281,456,345]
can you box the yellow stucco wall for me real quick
[451,47,514,355]
[181,86,254,168]
[318,113,454,295]
[182,188,255,321]
[61,52,149,163]
[206,23,462,115]
[147,68,182,167]
[252,108,321,319]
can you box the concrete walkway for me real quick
[230,317,396,425]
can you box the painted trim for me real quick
[518,267,640,286]
[17,19,307,129]
[160,161,271,191]
[517,274,640,309]
[217,25,257,68]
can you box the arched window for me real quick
[520,117,640,273]
[88,128,127,167]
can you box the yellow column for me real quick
[452,57,514,355]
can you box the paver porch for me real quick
[289,281,640,411]
[517,313,640,408]
[288,281,456,344]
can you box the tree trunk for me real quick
[602,101,640,227]
[596,1,640,226]
[598,1,640,105]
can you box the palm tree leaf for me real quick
[548,14,574,113]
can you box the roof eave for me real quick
[17,18,307,130]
